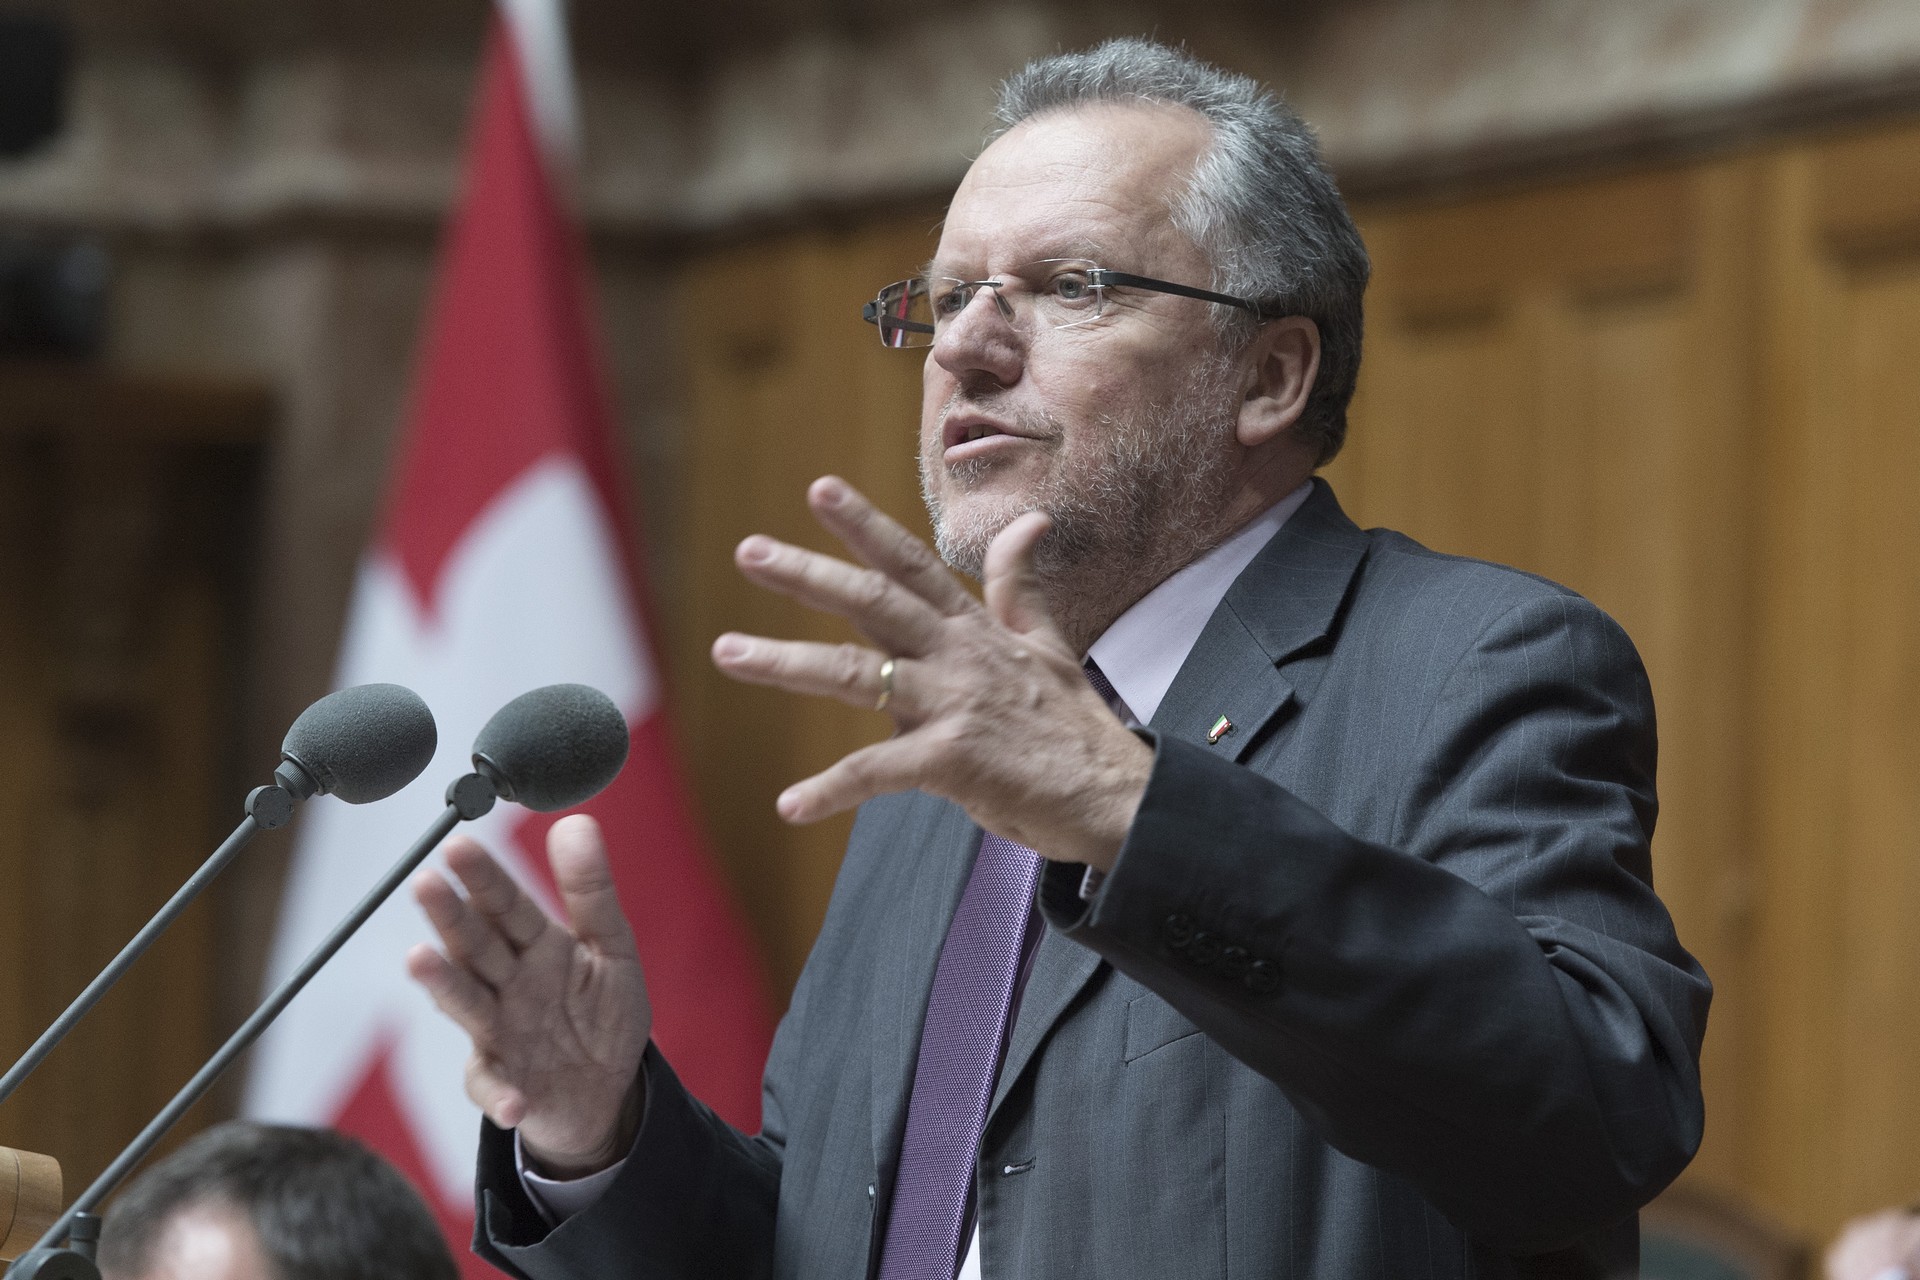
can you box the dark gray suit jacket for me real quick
[474,481,1710,1280]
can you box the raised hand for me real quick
[406,814,651,1177]
[711,475,1153,871]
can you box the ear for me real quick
[1236,316,1320,450]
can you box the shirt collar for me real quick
[1086,481,1312,725]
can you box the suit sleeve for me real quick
[1039,591,1710,1254]
[471,1046,781,1280]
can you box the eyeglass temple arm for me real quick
[1091,270,1274,316]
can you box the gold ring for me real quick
[875,657,896,712]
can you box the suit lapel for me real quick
[1153,479,1368,759]
[869,796,982,1178]
[987,482,1370,1123]
[990,920,1104,1119]
[1149,613,1296,764]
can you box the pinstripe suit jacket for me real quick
[474,480,1710,1280]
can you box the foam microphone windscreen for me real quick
[471,684,630,813]
[281,683,438,804]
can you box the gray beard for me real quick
[920,353,1242,634]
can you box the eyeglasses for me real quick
[860,258,1272,349]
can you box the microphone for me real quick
[473,682,630,811]
[0,684,436,1111]
[3,685,630,1280]
[276,683,440,805]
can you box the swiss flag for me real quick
[244,12,774,1276]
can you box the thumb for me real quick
[547,815,638,959]
[983,511,1064,640]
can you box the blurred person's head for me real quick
[98,1122,458,1280]
[1826,1205,1920,1280]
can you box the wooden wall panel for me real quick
[1750,119,1920,1240]
[0,374,262,1197]
[1330,161,1764,1193]
[673,215,941,997]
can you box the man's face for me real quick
[918,102,1245,578]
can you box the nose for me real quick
[931,285,1024,387]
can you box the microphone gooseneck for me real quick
[278,682,438,804]
[471,683,630,812]
[6,685,631,1277]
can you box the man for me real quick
[407,38,1709,1280]
[96,1122,457,1280]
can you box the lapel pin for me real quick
[1207,715,1232,745]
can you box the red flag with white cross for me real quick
[244,9,774,1274]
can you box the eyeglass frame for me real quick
[859,259,1277,348]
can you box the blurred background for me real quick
[1,0,1917,1272]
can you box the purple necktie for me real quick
[1082,659,1122,718]
[877,663,1120,1280]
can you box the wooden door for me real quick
[1748,119,1920,1240]
[0,366,264,1195]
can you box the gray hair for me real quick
[993,39,1370,464]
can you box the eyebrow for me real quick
[923,242,1117,280]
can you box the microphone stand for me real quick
[3,774,498,1280]
[0,766,316,1109]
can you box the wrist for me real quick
[521,1066,648,1180]
[1076,732,1152,873]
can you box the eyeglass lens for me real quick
[870,260,1107,349]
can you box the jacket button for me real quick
[867,1183,876,1200]
[1245,959,1279,994]
[1217,946,1251,979]
[1187,932,1221,966]
[1161,913,1195,949]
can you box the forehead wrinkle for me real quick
[935,186,1165,275]
[937,106,1210,279]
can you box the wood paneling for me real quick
[1750,118,1920,1240]
[0,368,262,1199]
[1336,123,1920,1238]
[672,214,941,996]
[1328,160,1765,1194]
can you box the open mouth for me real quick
[942,415,1019,451]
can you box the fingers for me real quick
[412,864,522,991]
[465,1054,529,1130]
[406,941,500,1039]
[983,511,1065,641]
[807,476,977,615]
[546,815,639,959]
[443,836,553,952]
[734,533,945,653]
[714,635,898,712]
[775,737,929,823]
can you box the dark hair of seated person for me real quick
[97,1120,459,1280]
